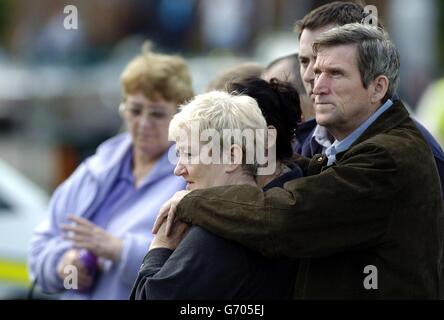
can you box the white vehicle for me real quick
[0,158,49,299]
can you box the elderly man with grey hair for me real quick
[294,2,444,202]
[154,23,444,299]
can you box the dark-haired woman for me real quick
[228,77,303,190]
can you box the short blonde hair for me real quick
[121,43,194,104]
[169,91,268,176]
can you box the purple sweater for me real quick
[28,133,185,299]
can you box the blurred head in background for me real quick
[262,53,313,121]
[205,62,264,92]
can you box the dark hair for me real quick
[228,77,302,161]
[295,1,383,37]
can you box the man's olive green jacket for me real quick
[176,101,444,299]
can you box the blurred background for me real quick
[0,0,443,297]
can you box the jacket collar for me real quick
[307,100,411,172]
[350,100,410,148]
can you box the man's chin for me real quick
[315,115,332,127]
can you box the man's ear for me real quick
[267,126,277,150]
[225,144,243,173]
[370,75,389,104]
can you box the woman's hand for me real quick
[56,249,93,290]
[150,219,189,251]
[61,216,123,262]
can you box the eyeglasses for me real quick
[120,102,174,122]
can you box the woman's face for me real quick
[122,92,177,159]
[173,138,229,191]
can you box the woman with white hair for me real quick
[130,81,303,299]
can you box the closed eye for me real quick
[325,66,345,77]
[299,57,309,66]
[128,108,142,116]
[331,69,343,76]
[149,110,167,119]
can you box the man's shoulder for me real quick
[346,100,418,150]
[367,118,427,152]
[346,117,432,169]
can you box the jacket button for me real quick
[317,157,324,162]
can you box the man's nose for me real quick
[312,73,329,95]
[174,162,186,176]
[139,116,155,129]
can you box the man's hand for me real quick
[150,220,189,251]
[61,216,123,262]
[56,249,93,291]
[152,190,191,236]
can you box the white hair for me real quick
[169,90,268,175]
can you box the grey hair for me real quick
[312,23,400,102]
